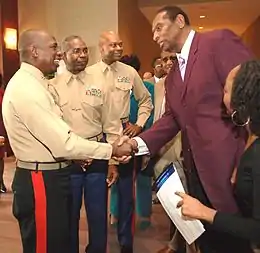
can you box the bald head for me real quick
[99,31,123,65]
[143,72,153,80]
[99,31,120,46]
[18,29,58,75]
[19,30,52,60]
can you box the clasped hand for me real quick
[111,136,138,163]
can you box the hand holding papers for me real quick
[154,163,205,245]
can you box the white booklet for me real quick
[155,163,205,245]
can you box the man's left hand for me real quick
[107,165,118,187]
[123,123,142,138]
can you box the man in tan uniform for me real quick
[2,29,133,253]
[51,35,122,253]
[87,31,153,253]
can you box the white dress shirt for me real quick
[134,30,195,155]
[154,76,160,83]
[56,60,67,75]
[160,95,166,118]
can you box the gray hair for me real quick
[61,35,83,52]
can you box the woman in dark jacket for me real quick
[176,60,260,253]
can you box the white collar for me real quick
[20,62,45,80]
[154,76,160,83]
[176,30,195,64]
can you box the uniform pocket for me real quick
[13,190,34,220]
[114,82,132,102]
[81,95,103,122]
[12,171,34,221]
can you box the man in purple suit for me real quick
[118,5,253,253]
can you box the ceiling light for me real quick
[199,26,203,30]
[200,15,206,18]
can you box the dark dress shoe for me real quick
[120,245,133,253]
[152,197,160,205]
[156,246,176,253]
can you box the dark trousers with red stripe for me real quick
[12,166,72,253]
[113,158,135,251]
[70,160,108,253]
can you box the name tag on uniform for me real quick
[86,86,102,97]
[117,76,131,83]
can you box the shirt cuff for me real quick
[109,158,119,165]
[132,137,150,156]
[136,115,149,128]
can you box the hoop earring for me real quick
[231,110,250,127]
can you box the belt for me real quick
[17,160,71,171]
[72,133,104,170]
[87,132,104,142]
[120,117,129,124]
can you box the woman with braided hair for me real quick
[175,60,260,253]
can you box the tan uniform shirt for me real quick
[51,69,122,164]
[2,63,112,163]
[87,61,153,127]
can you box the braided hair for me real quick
[231,60,260,136]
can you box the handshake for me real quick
[111,136,138,163]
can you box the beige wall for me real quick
[18,0,48,32]
[118,0,160,75]
[241,16,260,59]
[18,0,118,64]
[18,0,160,68]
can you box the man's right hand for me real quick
[111,136,138,163]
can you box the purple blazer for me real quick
[140,29,253,213]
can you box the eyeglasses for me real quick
[72,48,88,55]
[162,56,177,63]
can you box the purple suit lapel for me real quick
[181,33,199,100]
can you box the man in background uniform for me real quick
[153,52,182,180]
[146,57,165,85]
[51,35,121,253]
[2,29,133,253]
[87,31,153,253]
[154,51,195,253]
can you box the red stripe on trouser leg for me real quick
[31,171,47,253]
[131,157,137,235]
